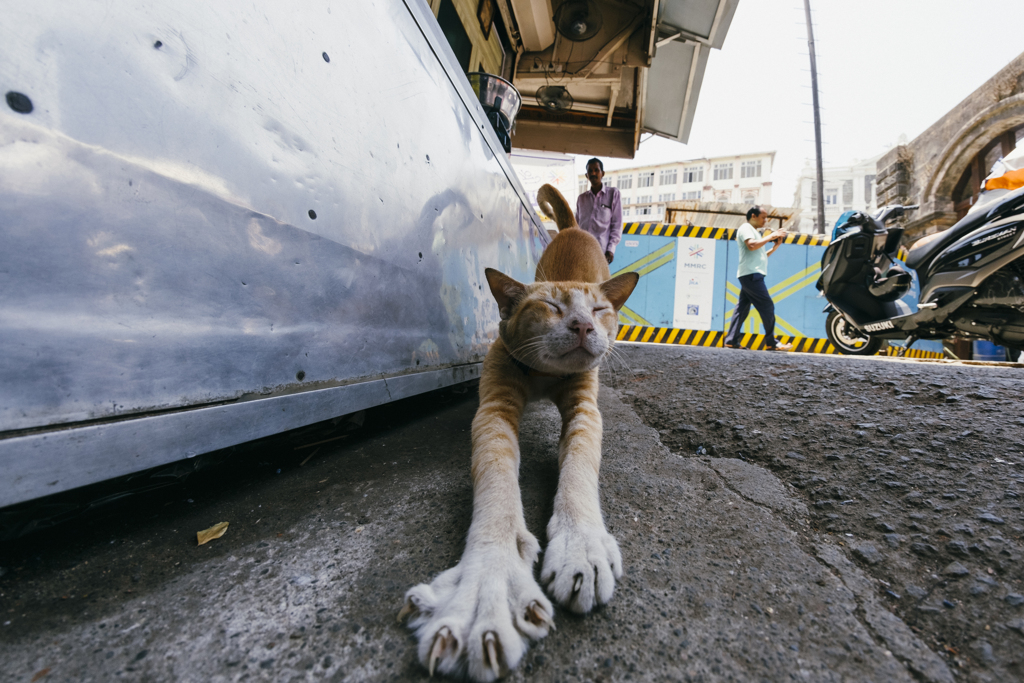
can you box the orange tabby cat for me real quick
[399,184,638,681]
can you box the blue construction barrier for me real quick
[611,223,945,357]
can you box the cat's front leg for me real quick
[400,379,553,682]
[541,372,622,613]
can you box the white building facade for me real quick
[578,151,775,222]
[791,153,883,234]
[510,149,577,233]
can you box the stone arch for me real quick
[922,93,1024,209]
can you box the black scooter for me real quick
[816,186,1024,358]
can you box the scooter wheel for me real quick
[826,311,883,356]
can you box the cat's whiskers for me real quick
[601,346,636,378]
[507,337,549,368]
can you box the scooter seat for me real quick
[904,208,993,271]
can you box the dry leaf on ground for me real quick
[197,521,229,546]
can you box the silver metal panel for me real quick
[659,0,721,41]
[642,40,709,143]
[0,0,547,502]
[644,0,737,142]
[0,364,481,508]
[657,0,739,49]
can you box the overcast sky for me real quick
[576,0,1024,206]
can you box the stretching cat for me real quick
[399,184,638,681]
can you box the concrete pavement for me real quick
[0,378,954,682]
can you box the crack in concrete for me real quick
[672,452,953,683]
[815,543,954,683]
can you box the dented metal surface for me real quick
[0,0,545,503]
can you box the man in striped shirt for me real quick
[576,157,623,264]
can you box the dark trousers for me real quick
[724,273,777,347]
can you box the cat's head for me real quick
[484,268,639,375]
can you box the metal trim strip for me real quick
[1,364,481,508]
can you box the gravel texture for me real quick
[604,343,1024,681]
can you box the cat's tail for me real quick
[537,184,578,231]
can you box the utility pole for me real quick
[803,0,825,234]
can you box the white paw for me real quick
[399,534,554,682]
[540,513,622,613]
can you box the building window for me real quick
[716,192,730,202]
[638,172,655,188]
[637,206,652,216]
[682,191,701,200]
[658,193,676,202]
[638,195,652,204]
[825,189,838,206]
[617,175,633,190]
[659,169,677,185]
[682,166,703,183]
[713,163,733,181]
[622,208,631,217]
[864,175,876,209]
[622,196,631,205]
[743,193,757,204]
[740,160,762,178]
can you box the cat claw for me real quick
[397,597,420,624]
[525,600,555,630]
[542,518,622,613]
[405,540,551,679]
[428,627,456,677]
[483,632,502,678]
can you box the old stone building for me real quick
[876,51,1024,242]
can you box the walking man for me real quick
[723,206,792,351]
[576,157,622,264]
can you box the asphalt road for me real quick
[0,343,1022,682]
[604,343,1024,683]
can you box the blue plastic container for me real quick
[973,340,1007,361]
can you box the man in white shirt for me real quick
[723,206,792,351]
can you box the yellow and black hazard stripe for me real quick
[622,224,735,240]
[615,325,828,351]
[615,324,945,358]
[881,346,944,359]
[617,325,728,347]
[622,224,831,247]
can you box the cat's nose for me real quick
[570,319,594,341]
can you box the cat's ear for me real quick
[485,268,527,320]
[600,272,639,310]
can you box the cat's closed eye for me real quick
[592,306,609,314]
[543,300,562,314]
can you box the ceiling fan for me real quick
[536,85,574,112]
[553,0,603,42]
